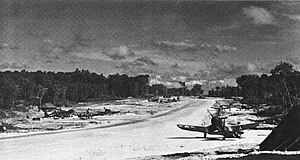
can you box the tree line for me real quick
[208,86,241,98]
[208,62,300,115]
[0,69,204,110]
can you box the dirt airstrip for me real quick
[0,97,295,160]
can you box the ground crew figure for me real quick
[217,105,223,116]
[87,108,91,119]
[44,111,49,117]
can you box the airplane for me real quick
[77,108,121,120]
[177,113,259,140]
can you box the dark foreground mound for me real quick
[218,154,300,160]
[260,106,300,151]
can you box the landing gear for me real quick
[234,133,242,139]
[222,133,226,140]
[204,132,207,138]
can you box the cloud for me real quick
[37,35,94,62]
[223,78,238,87]
[73,50,108,61]
[138,40,238,62]
[118,56,156,68]
[0,62,29,70]
[193,61,259,81]
[151,75,235,93]
[10,62,30,69]
[68,61,80,64]
[246,62,257,72]
[149,71,237,91]
[117,63,156,75]
[158,41,197,48]
[103,45,135,60]
[201,80,224,94]
[287,14,300,21]
[255,61,280,73]
[146,63,241,89]
[285,55,300,65]
[159,71,196,87]
[0,43,21,51]
[38,39,65,60]
[72,34,93,48]
[109,54,126,60]
[185,80,206,87]
[208,61,249,79]
[117,60,197,88]
[71,45,135,61]
[119,45,135,56]
[193,69,210,80]
[149,75,163,85]
[45,60,54,63]
[148,72,193,88]
[0,63,9,69]
[116,56,157,75]
[214,45,237,53]
[134,56,157,65]
[243,6,275,25]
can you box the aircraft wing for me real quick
[177,124,208,133]
[229,122,259,130]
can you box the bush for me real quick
[256,105,284,117]
[0,110,8,118]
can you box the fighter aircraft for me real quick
[177,112,259,140]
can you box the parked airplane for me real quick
[177,115,259,140]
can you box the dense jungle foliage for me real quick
[0,69,203,110]
[209,62,300,115]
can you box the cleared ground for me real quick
[0,97,270,160]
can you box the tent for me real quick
[260,106,300,151]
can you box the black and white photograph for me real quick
[1,0,300,159]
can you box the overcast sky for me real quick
[1,0,300,86]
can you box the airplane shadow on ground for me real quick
[167,136,237,141]
[167,136,204,139]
